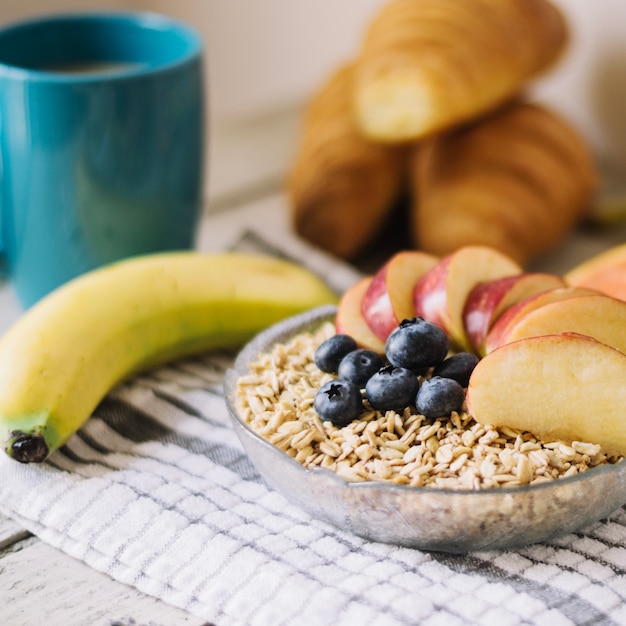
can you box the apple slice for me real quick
[463,272,566,355]
[467,333,626,456]
[413,245,522,352]
[487,293,626,354]
[485,286,600,354]
[336,277,386,353]
[361,250,439,342]
[565,243,626,301]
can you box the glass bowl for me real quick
[223,305,626,553]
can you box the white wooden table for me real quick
[1,111,626,624]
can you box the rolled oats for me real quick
[236,323,621,491]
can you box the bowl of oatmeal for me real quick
[223,305,626,552]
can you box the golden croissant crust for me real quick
[286,0,597,268]
[410,102,597,265]
[288,64,407,260]
[353,0,568,143]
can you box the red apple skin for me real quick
[336,277,386,354]
[359,270,393,341]
[485,286,600,354]
[463,273,566,355]
[467,332,626,456]
[411,256,452,331]
[361,250,438,342]
[487,293,626,355]
[413,246,522,352]
[565,243,626,301]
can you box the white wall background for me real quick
[2,1,626,199]
[0,0,385,119]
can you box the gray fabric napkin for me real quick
[1,229,625,626]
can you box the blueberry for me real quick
[365,365,420,412]
[432,352,480,387]
[415,376,465,419]
[337,349,385,387]
[314,379,363,426]
[314,334,358,373]
[385,317,449,372]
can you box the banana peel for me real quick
[0,251,338,463]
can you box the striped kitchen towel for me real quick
[0,228,625,626]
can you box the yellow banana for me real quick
[0,251,338,463]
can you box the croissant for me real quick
[288,64,407,260]
[353,0,568,143]
[410,102,598,266]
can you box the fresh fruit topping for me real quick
[314,241,626,458]
[315,312,458,424]
[314,379,364,426]
[432,352,479,388]
[412,245,522,351]
[564,242,626,301]
[385,317,449,371]
[361,250,438,342]
[485,293,626,355]
[365,365,420,412]
[337,349,385,387]
[466,333,626,456]
[314,334,358,373]
[462,272,566,355]
[335,276,387,353]
[484,285,600,354]
[416,376,465,419]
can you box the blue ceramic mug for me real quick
[0,12,205,308]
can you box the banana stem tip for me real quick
[10,433,49,463]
